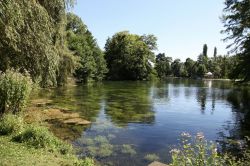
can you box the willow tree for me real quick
[0,0,76,87]
[222,0,250,81]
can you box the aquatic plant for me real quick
[107,134,116,140]
[98,143,114,157]
[83,135,114,158]
[86,143,114,158]
[83,138,95,146]
[121,144,136,155]
[94,136,109,144]
[86,146,98,157]
[144,153,160,161]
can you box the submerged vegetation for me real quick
[144,154,160,162]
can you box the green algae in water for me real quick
[107,134,116,140]
[120,144,136,155]
[144,153,160,161]
[98,143,114,157]
[94,136,109,144]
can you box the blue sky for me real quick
[73,0,228,61]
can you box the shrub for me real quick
[0,70,32,114]
[13,124,72,155]
[0,114,24,135]
[169,132,238,166]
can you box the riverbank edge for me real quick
[0,113,94,166]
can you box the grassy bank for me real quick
[0,114,94,166]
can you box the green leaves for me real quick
[104,31,157,80]
[0,0,75,87]
[0,70,32,114]
[155,53,172,79]
[66,13,107,83]
[222,0,250,81]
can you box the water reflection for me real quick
[196,88,207,112]
[213,87,250,157]
[151,82,170,103]
[32,79,250,165]
[103,82,155,126]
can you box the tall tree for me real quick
[155,53,172,79]
[66,13,107,83]
[184,58,195,77]
[104,31,157,80]
[222,0,250,81]
[171,59,182,77]
[203,44,208,57]
[213,47,217,59]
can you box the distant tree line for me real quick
[155,44,238,79]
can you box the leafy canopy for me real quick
[104,31,157,80]
[222,0,250,81]
[0,0,76,87]
[66,13,107,83]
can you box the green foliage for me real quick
[0,114,24,135]
[222,0,250,81]
[184,58,196,77]
[171,59,183,77]
[196,64,207,77]
[154,44,237,79]
[203,44,208,57]
[169,132,238,166]
[155,53,172,79]
[79,157,95,166]
[104,31,157,80]
[14,124,72,155]
[66,13,107,83]
[0,125,94,166]
[0,70,32,114]
[144,153,160,162]
[0,0,76,87]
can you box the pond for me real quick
[34,79,250,166]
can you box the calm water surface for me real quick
[35,79,250,166]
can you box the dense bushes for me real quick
[0,70,32,114]
[0,114,24,135]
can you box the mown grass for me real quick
[0,114,94,166]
